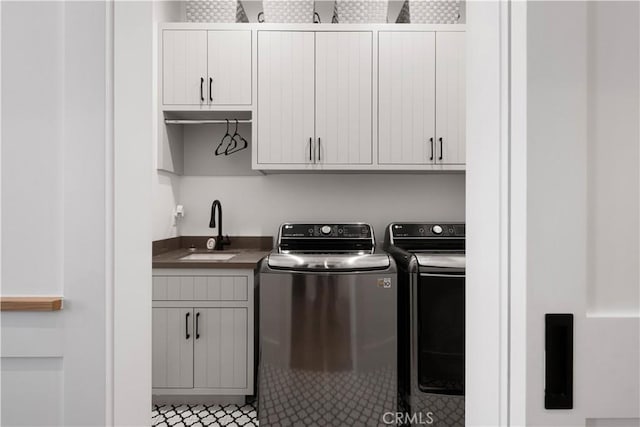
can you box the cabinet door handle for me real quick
[438,137,443,161]
[429,137,434,161]
[195,312,200,339]
[185,312,191,339]
[200,77,204,102]
[309,137,313,162]
[209,77,213,102]
[317,137,321,162]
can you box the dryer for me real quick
[385,222,465,427]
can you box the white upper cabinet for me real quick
[378,31,436,165]
[435,32,466,165]
[162,30,251,107]
[207,31,251,105]
[256,31,373,168]
[378,31,465,167]
[315,32,373,165]
[163,30,208,106]
[257,31,315,164]
[158,24,466,171]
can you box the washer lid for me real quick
[416,253,465,270]
[267,253,391,271]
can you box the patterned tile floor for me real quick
[258,362,397,426]
[152,403,258,427]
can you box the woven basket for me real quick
[396,0,410,23]
[408,0,462,24]
[186,0,249,23]
[262,0,315,23]
[333,0,388,23]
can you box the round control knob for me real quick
[431,225,443,235]
[320,225,332,235]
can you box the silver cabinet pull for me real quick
[318,137,321,162]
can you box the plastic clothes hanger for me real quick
[225,119,248,155]
[215,119,233,156]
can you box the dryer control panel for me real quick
[280,223,373,239]
[390,223,465,238]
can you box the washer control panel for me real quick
[281,223,373,239]
[391,223,465,238]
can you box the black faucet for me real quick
[209,200,230,250]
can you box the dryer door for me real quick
[417,271,465,395]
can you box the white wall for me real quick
[585,1,639,315]
[526,3,590,423]
[153,2,183,241]
[179,173,465,240]
[524,1,639,425]
[1,1,65,296]
[114,2,155,425]
[1,2,109,425]
[465,1,508,425]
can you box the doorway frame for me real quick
[465,1,514,425]
[111,2,516,425]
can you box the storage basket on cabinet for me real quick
[396,0,463,24]
[260,0,317,23]
[186,0,249,23]
[332,0,389,23]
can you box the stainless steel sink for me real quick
[179,253,236,261]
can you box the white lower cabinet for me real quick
[152,270,254,396]
[152,308,195,389]
[194,308,247,389]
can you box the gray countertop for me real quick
[152,236,272,269]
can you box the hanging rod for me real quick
[164,119,252,125]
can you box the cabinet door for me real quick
[257,31,315,164]
[435,32,466,164]
[162,30,208,106]
[152,308,194,388]
[378,32,436,165]
[316,32,373,165]
[194,308,248,389]
[207,31,251,105]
